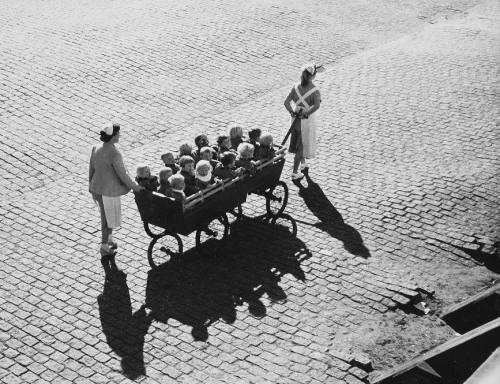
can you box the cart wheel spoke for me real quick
[148,233,183,268]
[196,214,229,256]
[265,181,289,217]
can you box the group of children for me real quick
[134,125,276,203]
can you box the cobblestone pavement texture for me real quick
[1,0,499,383]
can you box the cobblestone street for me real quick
[1,0,499,383]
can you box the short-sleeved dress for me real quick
[287,83,321,159]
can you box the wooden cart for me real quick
[135,147,289,267]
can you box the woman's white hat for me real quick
[301,63,325,76]
[101,122,114,135]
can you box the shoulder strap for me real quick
[294,84,310,108]
[294,83,301,98]
[301,86,318,100]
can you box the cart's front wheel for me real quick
[147,233,183,268]
[265,181,289,217]
[196,214,229,255]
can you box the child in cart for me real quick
[247,128,261,159]
[179,142,194,159]
[229,124,244,151]
[161,151,181,174]
[215,135,231,159]
[213,151,242,180]
[235,143,258,174]
[136,165,159,192]
[199,146,220,170]
[192,134,210,163]
[257,132,275,162]
[166,174,187,207]
[195,160,217,190]
[179,155,199,196]
[158,168,173,196]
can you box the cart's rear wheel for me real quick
[196,214,229,255]
[265,181,289,217]
[147,233,183,268]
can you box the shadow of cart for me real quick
[144,215,311,341]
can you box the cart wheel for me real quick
[271,213,298,237]
[147,233,183,268]
[196,214,229,255]
[144,222,167,238]
[265,181,289,217]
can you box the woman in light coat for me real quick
[89,123,142,258]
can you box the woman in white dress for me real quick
[284,63,323,180]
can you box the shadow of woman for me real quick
[97,269,152,379]
[144,216,311,342]
[293,171,370,258]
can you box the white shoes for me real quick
[300,162,309,171]
[291,172,304,181]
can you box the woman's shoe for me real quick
[291,172,304,181]
[108,240,118,250]
[300,162,309,171]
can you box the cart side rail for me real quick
[184,148,286,210]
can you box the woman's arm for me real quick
[304,90,321,118]
[89,147,95,192]
[283,88,296,116]
[112,151,141,192]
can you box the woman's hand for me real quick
[133,185,145,193]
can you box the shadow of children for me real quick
[294,171,370,258]
[98,270,152,379]
[144,216,311,342]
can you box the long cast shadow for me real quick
[145,216,311,341]
[293,171,370,258]
[98,269,152,379]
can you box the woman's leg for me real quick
[293,153,301,173]
[293,144,304,174]
[97,196,112,245]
